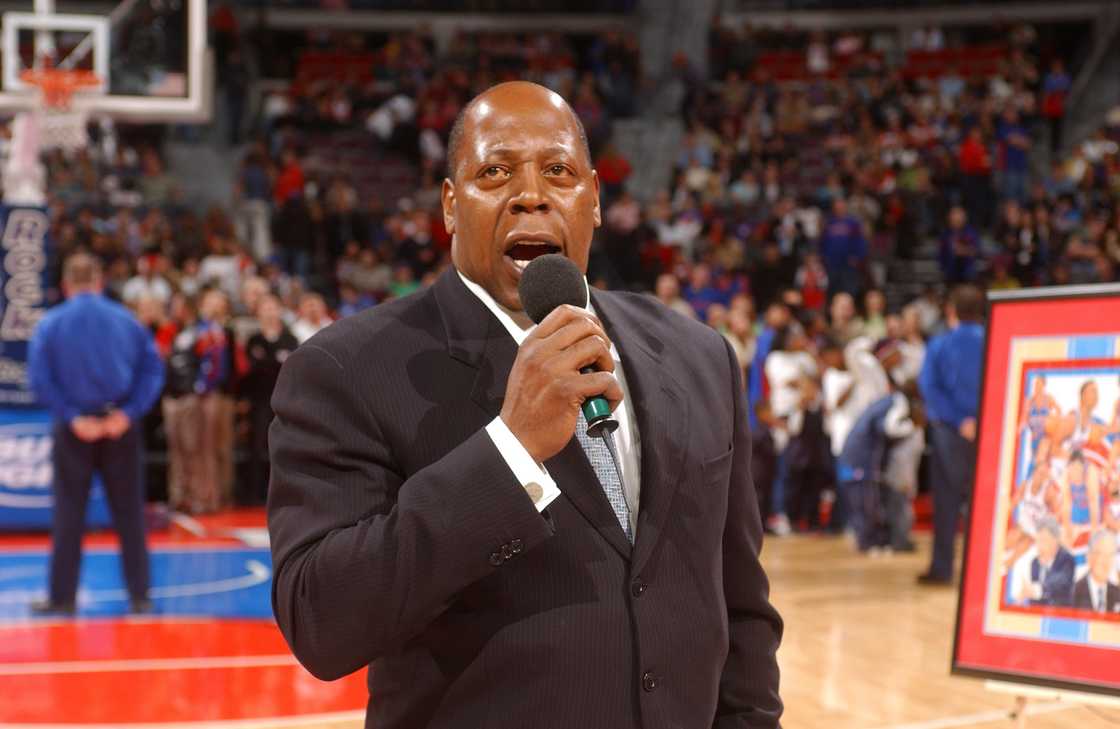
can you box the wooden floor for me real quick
[767,533,1119,729]
[5,528,1118,728]
[293,533,1120,729]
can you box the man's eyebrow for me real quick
[476,145,577,161]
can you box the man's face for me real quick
[1083,382,1099,411]
[442,82,601,311]
[655,273,678,300]
[1089,534,1117,582]
[200,291,224,320]
[258,298,281,327]
[301,297,323,321]
[1037,529,1059,563]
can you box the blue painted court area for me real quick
[0,547,273,619]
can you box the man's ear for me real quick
[591,169,601,228]
[441,177,456,236]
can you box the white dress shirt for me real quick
[457,271,642,536]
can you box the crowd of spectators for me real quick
[652,20,1119,540]
[19,18,1120,535]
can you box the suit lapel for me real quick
[434,269,517,421]
[468,316,518,420]
[592,290,690,574]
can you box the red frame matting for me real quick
[954,293,1120,694]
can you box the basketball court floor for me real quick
[2,515,1118,729]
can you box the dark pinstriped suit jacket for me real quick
[267,268,783,729]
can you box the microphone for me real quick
[518,253,619,440]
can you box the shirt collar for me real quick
[456,268,592,346]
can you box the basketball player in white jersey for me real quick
[1005,458,1061,569]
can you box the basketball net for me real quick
[4,66,101,205]
[19,67,101,152]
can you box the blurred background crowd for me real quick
[21,4,1120,554]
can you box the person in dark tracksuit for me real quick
[837,390,924,552]
[27,253,165,615]
[241,294,297,505]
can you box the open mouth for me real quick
[505,241,562,272]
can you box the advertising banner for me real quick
[0,205,110,529]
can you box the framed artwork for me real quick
[953,284,1120,695]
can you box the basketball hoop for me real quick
[18,67,101,152]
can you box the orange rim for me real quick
[18,68,101,109]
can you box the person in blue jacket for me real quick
[917,284,985,584]
[28,253,165,615]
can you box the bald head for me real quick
[446,82,591,180]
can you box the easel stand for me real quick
[986,680,1120,728]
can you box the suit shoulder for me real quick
[604,290,729,353]
[298,286,441,369]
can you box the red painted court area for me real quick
[0,509,367,725]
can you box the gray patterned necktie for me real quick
[574,410,633,542]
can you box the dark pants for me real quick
[787,464,829,529]
[884,488,914,550]
[248,402,274,505]
[49,422,150,604]
[927,421,976,578]
[842,479,882,551]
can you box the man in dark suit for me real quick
[1071,529,1120,613]
[267,81,782,729]
[1019,515,1075,607]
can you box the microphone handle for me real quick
[579,365,618,438]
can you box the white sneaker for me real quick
[767,513,792,537]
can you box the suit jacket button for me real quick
[642,671,658,692]
[511,539,523,554]
[489,551,504,567]
[500,543,513,561]
[631,579,647,597]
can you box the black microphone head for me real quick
[518,253,586,324]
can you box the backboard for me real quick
[0,0,209,122]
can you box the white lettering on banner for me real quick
[0,434,52,490]
[5,274,44,303]
[0,209,48,343]
[0,357,25,385]
[0,303,43,341]
[0,463,51,489]
[0,433,50,462]
[0,389,35,404]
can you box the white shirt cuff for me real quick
[485,417,562,512]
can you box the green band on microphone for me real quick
[582,396,612,426]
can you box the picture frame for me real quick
[953,283,1120,696]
